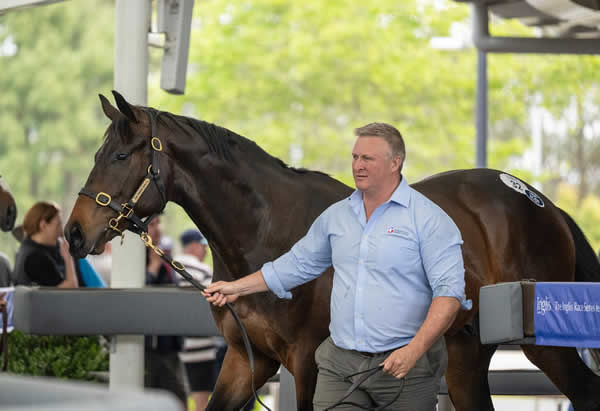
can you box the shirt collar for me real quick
[348,175,411,214]
[388,176,410,207]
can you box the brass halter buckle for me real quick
[121,203,134,219]
[108,216,123,233]
[151,137,163,151]
[96,192,111,207]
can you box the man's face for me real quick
[352,136,401,194]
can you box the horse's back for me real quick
[412,169,575,316]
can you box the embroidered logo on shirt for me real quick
[387,227,395,233]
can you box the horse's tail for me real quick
[558,207,600,282]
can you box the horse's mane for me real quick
[153,109,330,178]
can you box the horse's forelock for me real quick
[112,117,132,143]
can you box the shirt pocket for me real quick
[375,230,421,273]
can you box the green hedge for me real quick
[4,331,108,380]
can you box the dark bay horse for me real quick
[0,176,17,232]
[65,91,600,411]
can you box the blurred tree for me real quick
[535,56,600,205]
[0,0,114,258]
[150,0,535,241]
[1,0,599,257]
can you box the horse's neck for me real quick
[168,141,349,280]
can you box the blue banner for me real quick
[534,282,600,348]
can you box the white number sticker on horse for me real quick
[499,173,544,207]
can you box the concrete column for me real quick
[109,0,151,391]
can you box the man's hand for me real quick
[203,281,241,306]
[0,292,5,309]
[380,345,419,379]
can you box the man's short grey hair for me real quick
[354,122,406,166]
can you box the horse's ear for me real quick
[112,90,138,123]
[99,94,120,121]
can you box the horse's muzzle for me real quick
[65,222,87,259]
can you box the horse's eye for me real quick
[115,153,129,160]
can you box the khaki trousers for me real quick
[313,337,447,411]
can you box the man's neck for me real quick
[362,176,402,220]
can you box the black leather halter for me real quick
[78,110,166,238]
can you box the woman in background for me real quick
[13,201,78,288]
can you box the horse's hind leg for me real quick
[522,345,600,410]
[445,333,497,411]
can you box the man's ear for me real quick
[391,155,403,173]
[112,90,138,123]
[99,94,120,121]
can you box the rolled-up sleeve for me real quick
[262,210,333,300]
[420,210,472,310]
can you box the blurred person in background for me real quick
[13,201,78,288]
[145,216,187,407]
[88,241,112,286]
[174,229,221,411]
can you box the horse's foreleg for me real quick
[207,345,280,411]
[522,345,600,410]
[444,333,497,411]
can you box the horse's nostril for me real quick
[68,223,85,252]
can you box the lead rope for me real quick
[324,364,405,410]
[140,232,272,411]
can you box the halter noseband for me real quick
[78,110,167,238]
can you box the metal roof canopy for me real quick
[455,0,600,167]
[0,0,63,14]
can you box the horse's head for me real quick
[65,91,172,258]
[0,176,17,232]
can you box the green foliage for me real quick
[0,0,114,260]
[6,331,108,380]
[555,184,600,253]
[1,0,600,259]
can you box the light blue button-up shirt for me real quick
[262,177,471,353]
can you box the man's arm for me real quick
[381,296,459,379]
[204,206,335,305]
[203,270,268,306]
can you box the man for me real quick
[145,216,187,406]
[204,123,470,410]
[174,229,221,411]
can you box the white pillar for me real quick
[109,0,151,392]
